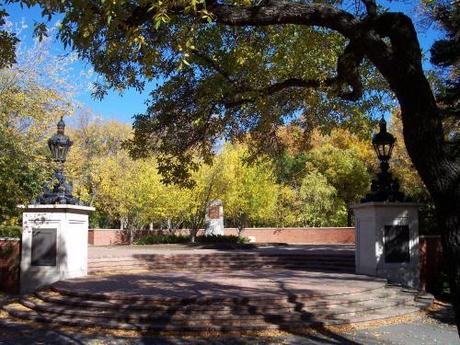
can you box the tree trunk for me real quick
[372,59,460,334]
[190,227,197,243]
[396,82,459,335]
[438,200,460,334]
[347,205,352,227]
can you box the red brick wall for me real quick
[89,227,355,245]
[225,227,355,244]
[0,239,21,293]
[88,229,130,245]
[419,236,444,291]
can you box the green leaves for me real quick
[0,8,19,68]
[33,22,48,41]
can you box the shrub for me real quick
[0,225,21,238]
[196,234,249,244]
[135,234,191,245]
[134,234,250,245]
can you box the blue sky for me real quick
[2,1,444,124]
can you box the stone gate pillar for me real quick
[205,200,224,236]
[20,204,94,293]
[352,202,420,288]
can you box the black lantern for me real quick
[48,117,73,162]
[35,117,79,205]
[372,117,395,162]
[362,116,407,203]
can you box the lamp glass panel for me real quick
[388,144,394,158]
[382,144,390,157]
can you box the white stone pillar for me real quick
[19,204,94,293]
[205,200,224,236]
[352,202,420,288]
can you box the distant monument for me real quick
[20,117,94,293]
[205,200,224,236]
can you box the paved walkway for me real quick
[88,244,355,258]
[54,269,384,300]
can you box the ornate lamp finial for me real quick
[35,116,79,205]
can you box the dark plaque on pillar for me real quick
[31,228,57,266]
[384,225,410,263]
[208,206,220,219]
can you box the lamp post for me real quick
[35,117,79,205]
[362,116,406,202]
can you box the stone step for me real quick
[88,256,352,263]
[88,260,354,268]
[87,257,356,275]
[35,287,397,311]
[49,282,387,304]
[88,258,355,265]
[20,294,415,322]
[88,258,354,267]
[4,300,427,333]
[88,266,355,276]
[88,254,356,261]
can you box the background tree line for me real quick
[0,39,430,233]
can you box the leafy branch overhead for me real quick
[8,0,396,175]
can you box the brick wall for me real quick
[0,238,21,293]
[419,235,444,291]
[225,227,355,244]
[89,227,355,245]
[88,229,130,246]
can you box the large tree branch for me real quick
[122,1,360,39]
[361,0,377,17]
[222,77,335,107]
[335,40,364,101]
[208,1,359,39]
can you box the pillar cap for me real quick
[18,204,95,213]
[351,201,422,210]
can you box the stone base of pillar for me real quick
[352,202,420,288]
[19,204,94,293]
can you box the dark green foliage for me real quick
[89,211,118,229]
[0,225,21,238]
[0,130,48,223]
[135,234,191,245]
[429,2,459,127]
[134,234,249,245]
[196,234,249,244]
[274,152,308,186]
[0,8,18,68]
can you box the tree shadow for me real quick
[26,267,398,344]
[424,302,456,325]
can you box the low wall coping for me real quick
[235,227,354,230]
[89,227,355,231]
[0,237,20,241]
[89,229,124,231]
